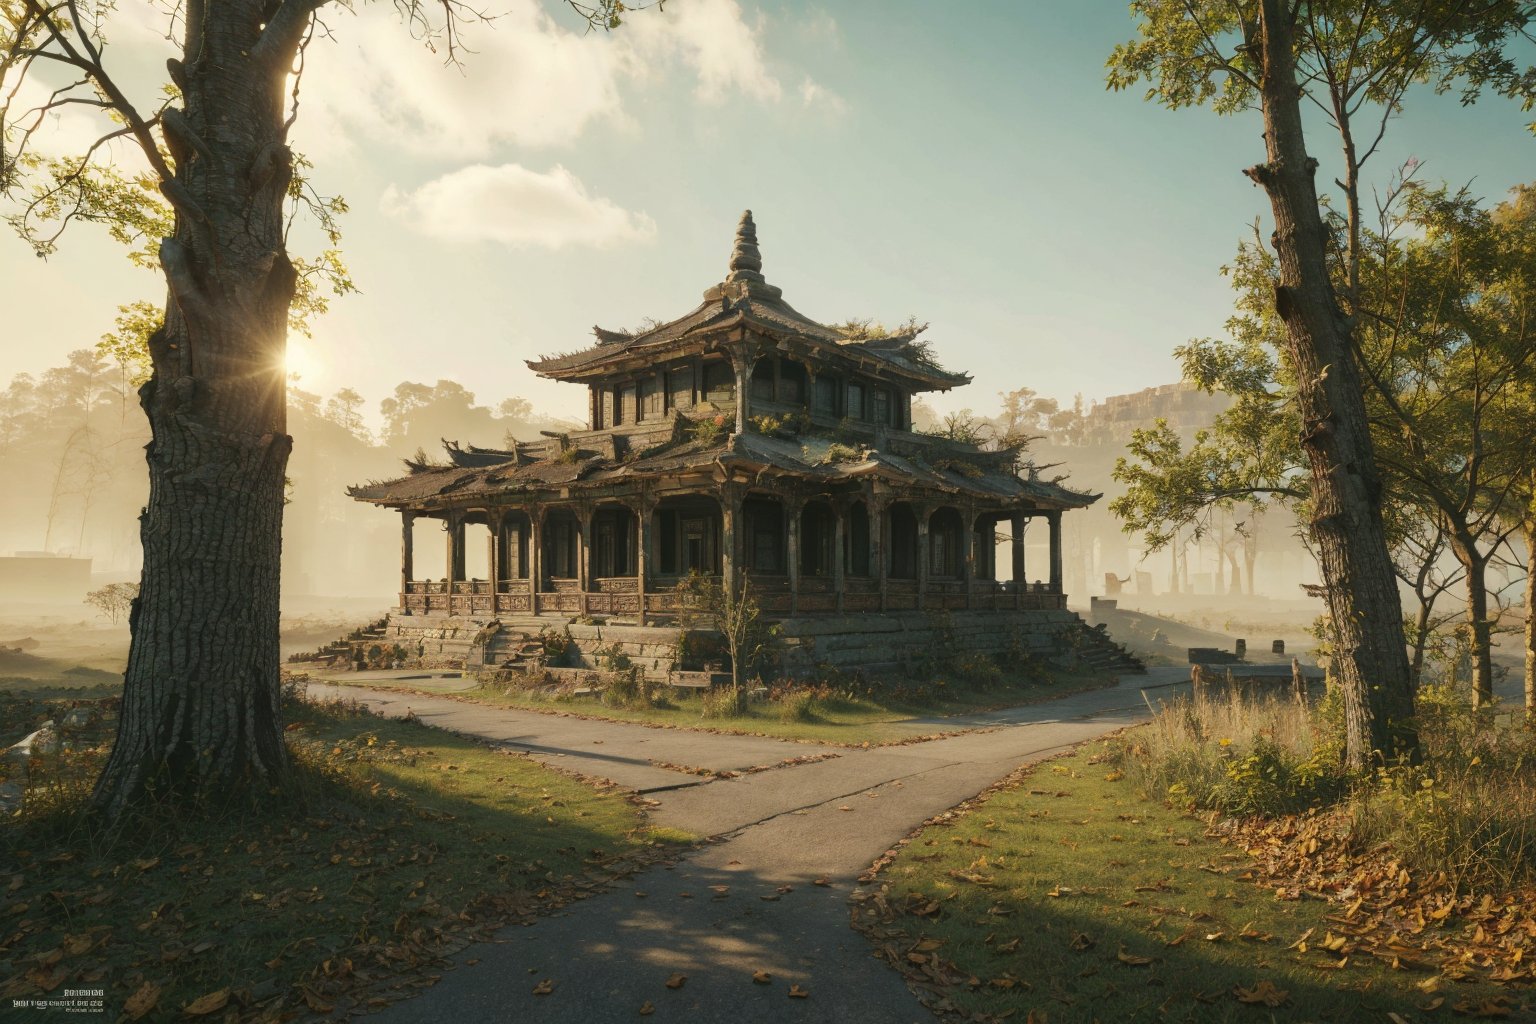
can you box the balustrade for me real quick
[401,574,1064,619]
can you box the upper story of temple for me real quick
[525,210,971,443]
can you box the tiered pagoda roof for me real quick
[526,211,971,392]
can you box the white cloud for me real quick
[297,1,624,159]
[295,0,793,161]
[381,163,656,249]
[799,76,846,114]
[619,0,781,104]
[2,76,143,163]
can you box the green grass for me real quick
[0,694,689,1019]
[384,669,1115,747]
[857,740,1519,1023]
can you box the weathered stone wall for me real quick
[772,609,1084,675]
[384,609,1110,679]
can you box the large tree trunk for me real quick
[92,0,301,819]
[1251,0,1416,767]
[1524,518,1535,713]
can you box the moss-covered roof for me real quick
[525,211,971,393]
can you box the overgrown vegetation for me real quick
[449,662,1107,747]
[856,742,1526,1024]
[1119,685,1536,896]
[688,413,729,445]
[0,683,686,1018]
[748,410,810,438]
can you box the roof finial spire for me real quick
[726,209,764,283]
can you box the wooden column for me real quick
[442,521,457,583]
[786,498,803,616]
[635,499,652,626]
[721,487,742,595]
[576,506,591,617]
[832,502,846,615]
[486,513,499,606]
[916,506,930,612]
[528,507,543,613]
[729,345,756,436]
[874,497,888,612]
[959,507,974,610]
[400,511,414,614]
[1048,510,1064,594]
[1011,512,1026,588]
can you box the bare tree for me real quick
[84,581,138,625]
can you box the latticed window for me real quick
[847,383,865,420]
[813,377,838,416]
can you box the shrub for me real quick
[775,687,819,723]
[601,667,657,711]
[1348,686,1536,892]
[749,411,809,437]
[540,627,574,666]
[952,652,1003,687]
[1118,691,1347,816]
[818,442,864,465]
[699,686,746,720]
[690,414,728,444]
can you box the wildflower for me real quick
[1218,738,1232,747]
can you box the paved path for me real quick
[319,669,1193,1023]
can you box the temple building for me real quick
[348,212,1110,673]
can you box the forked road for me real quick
[313,668,1191,1023]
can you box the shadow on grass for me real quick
[0,696,688,1020]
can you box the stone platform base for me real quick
[381,607,1142,680]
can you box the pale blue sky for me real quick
[4,1,1533,429]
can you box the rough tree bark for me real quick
[1248,0,1417,767]
[90,0,306,818]
[1524,518,1535,713]
[1444,526,1496,707]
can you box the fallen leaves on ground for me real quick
[532,979,554,996]
[1222,810,1536,988]
[184,988,231,1015]
[664,973,687,989]
[1232,980,1288,1007]
[122,980,160,1020]
[788,984,809,998]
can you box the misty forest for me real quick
[2,1,1536,1022]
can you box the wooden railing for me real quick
[399,577,1065,618]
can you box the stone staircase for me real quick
[1068,619,1146,675]
[288,616,389,669]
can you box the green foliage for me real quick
[748,410,809,437]
[774,686,820,723]
[689,413,728,445]
[1119,692,1348,816]
[698,685,748,720]
[600,666,658,711]
[818,441,864,465]
[1107,2,1536,132]
[1353,686,1536,892]
[539,626,574,666]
